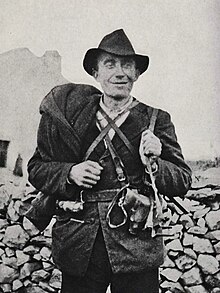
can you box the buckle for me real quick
[80,190,85,204]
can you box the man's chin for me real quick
[108,91,130,100]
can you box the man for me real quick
[28,29,191,293]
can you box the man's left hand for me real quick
[139,129,162,166]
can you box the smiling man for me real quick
[28,29,192,293]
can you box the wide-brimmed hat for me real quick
[83,29,149,76]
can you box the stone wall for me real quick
[0,169,220,293]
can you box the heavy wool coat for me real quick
[28,83,192,276]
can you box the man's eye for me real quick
[123,63,132,69]
[105,63,114,68]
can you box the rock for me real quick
[16,250,31,266]
[168,250,179,257]
[0,264,19,283]
[175,254,196,271]
[0,186,10,211]
[31,269,50,283]
[214,242,220,254]
[0,219,9,230]
[39,281,57,292]
[190,204,206,212]
[184,284,209,293]
[193,237,214,253]
[0,283,12,293]
[179,215,194,229]
[211,288,220,293]
[23,279,32,287]
[183,233,194,246]
[209,201,220,210]
[188,226,208,235]
[43,217,56,237]
[30,235,52,247]
[187,188,212,201]
[49,268,62,289]
[205,272,220,288]
[161,255,175,268]
[184,248,197,260]
[180,267,202,286]
[12,279,23,291]
[3,225,30,249]
[26,284,46,293]
[160,268,182,282]
[7,200,20,222]
[5,247,15,257]
[13,199,23,214]
[197,254,219,274]
[166,239,183,252]
[23,217,40,236]
[193,207,210,219]
[23,245,40,255]
[42,261,54,271]
[205,210,220,230]
[2,255,18,269]
[0,247,4,257]
[40,246,52,260]
[205,230,220,240]
[160,280,184,292]
[170,213,179,224]
[197,218,206,228]
[20,262,42,279]
[33,253,42,261]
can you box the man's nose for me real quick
[115,63,125,77]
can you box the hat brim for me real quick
[83,48,149,76]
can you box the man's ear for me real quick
[92,68,98,80]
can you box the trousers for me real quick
[61,227,159,293]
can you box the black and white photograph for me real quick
[0,1,220,292]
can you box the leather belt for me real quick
[81,189,120,202]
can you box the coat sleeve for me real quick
[154,110,192,197]
[27,113,79,199]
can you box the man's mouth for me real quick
[112,82,128,85]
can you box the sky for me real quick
[0,0,220,160]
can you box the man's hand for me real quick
[139,129,162,166]
[68,160,103,189]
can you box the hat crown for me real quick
[83,28,149,75]
[98,29,136,56]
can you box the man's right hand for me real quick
[68,160,103,189]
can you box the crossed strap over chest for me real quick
[81,102,159,200]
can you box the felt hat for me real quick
[83,29,149,75]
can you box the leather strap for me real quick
[148,108,158,133]
[83,99,139,161]
[96,119,128,187]
[98,107,136,156]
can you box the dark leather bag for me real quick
[24,191,56,231]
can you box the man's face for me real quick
[94,52,139,99]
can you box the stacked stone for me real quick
[0,175,220,292]
[0,180,61,293]
[160,186,220,293]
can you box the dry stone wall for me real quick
[0,170,220,293]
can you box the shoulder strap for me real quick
[83,99,139,161]
[148,108,158,133]
[98,108,136,156]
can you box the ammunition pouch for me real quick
[122,188,151,235]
